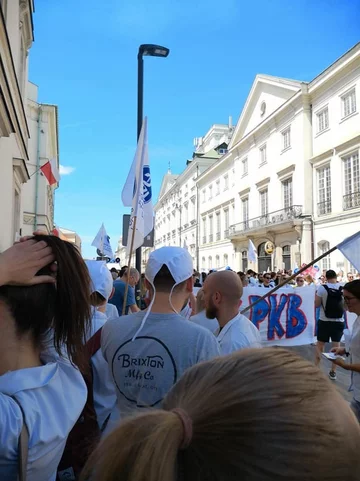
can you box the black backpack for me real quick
[57,327,103,481]
[323,285,344,319]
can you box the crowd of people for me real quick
[0,235,360,480]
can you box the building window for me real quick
[209,215,213,242]
[202,189,206,203]
[216,255,220,268]
[208,185,213,200]
[208,256,212,270]
[242,157,248,176]
[259,144,267,165]
[216,212,221,240]
[317,165,331,215]
[342,88,356,119]
[282,245,291,271]
[242,197,249,228]
[282,178,293,209]
[224,209,229,237]
[216,180,220,195]
[258,242,272,273]
[343,152,360,210]
[260,189,268,216]
[282,127,291,150]
[224,174,229,191]
[223,254,228,267]
[317,107,329,133]
[242,250,248,272]
[319,241,330,271]
[202,217,206,244]
[218,148,228,155]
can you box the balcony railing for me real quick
[216,232,221,241]
[318,200,332,216]
[229,205,303,236]
[224,229,229,238]
[202,236,206,244]
[343,192,360,211]
[209,234,213,243]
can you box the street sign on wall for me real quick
[122,214,154,247]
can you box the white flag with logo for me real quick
[123,117,154,255]
[248,239,257,263]
[91,223,114,258]
[337,231,360,272]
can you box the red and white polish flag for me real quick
[40,158,59,186]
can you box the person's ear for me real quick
[109,287,115,300]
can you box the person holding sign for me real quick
[331,280,360,422]
[203,270,261,354]
[315,270,345,380]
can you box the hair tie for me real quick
[172,408,193,450]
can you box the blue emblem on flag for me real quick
[143,165,152,204]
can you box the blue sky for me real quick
[30,0,360,259]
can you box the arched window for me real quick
[242,250,248,272]
[318,241,330,271]
[282,245,291,271]
[215,255,220,268]
[258,242,272,273]
[208,256,212,270]
[223,253,228,267]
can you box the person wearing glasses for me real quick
[347,272,355,283]
[331,280,360,422]
[259,274,272,288]
[295,276,306,287]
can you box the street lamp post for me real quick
[135,44,170,305]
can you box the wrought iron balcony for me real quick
[317,200,332,216]
[224,229,229,238]
[202,236,206,244]
[343,192,360,211]
[229,205,303,237]
[209,234,213,243]
[216,232,221,241]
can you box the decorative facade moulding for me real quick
[256,177,271,190]
[276,163,296,181]
[239,187,251,198]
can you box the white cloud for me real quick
[59,165,75,176]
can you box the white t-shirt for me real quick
[316,283,344,322]
[105,303,119,320]
[350,316,360,402]
[0,354,87,481]
[190,311,219,333]
[88,310,120,433]
[216,313,262,355]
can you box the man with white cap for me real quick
[101,247,220,418]
[85,260,120,434]
[203,270,262,355]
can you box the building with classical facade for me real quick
[153,123,234,270]
[154,43,360,275]
[22,81,59,236]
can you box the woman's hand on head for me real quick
[0,240,56,286]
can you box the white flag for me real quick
[91,223,114,258]
[248,239,257,263]
[124,117,154,255]
[337,231,360,272]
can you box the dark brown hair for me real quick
[0,235,91,364]
[344,279,360,300]
[81,348,360,481]
[151,265,187,293]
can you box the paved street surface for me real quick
[286,344,352,402]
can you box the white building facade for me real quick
[153,43,360,275]
[153,123,234,270]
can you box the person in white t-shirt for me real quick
[0,236,90,481]
[202,270,262,355]
[190,289,219,333]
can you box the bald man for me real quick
[202,270,262,355]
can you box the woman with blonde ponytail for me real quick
[82,348,360,481]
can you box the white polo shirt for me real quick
[350,315,360,403]
[216,313,262,355]
[0,354,87,481]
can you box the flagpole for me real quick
[122,216,138,316]
[240,245,338,315]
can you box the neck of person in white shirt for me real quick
[145,265,193,314]
[91,289,114,314]
[0,235,92,375]
[203,270,243,328]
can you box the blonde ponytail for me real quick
[81,410,184,481]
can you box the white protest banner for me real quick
[242,286,357,347]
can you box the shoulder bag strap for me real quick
[11,396,29,481]
[86,326,103,358]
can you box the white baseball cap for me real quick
[132,247,193,341]
[85,260,113,301]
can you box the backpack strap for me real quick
[11,396,29,481]
[85,327,103,359]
